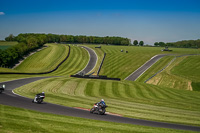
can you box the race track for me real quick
[77,46,97,74]
[125,54,167,81]
[1,48,200,132]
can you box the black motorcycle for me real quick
[32,95,45,104]
[90,103,107,115]
[0,85,5,94]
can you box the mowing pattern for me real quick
[15,44,69,73]
[0,44,89,82]
[1,105,190,133]
[171,55,200,82]
[14,77,200,126]
[147,55,200,90]
[49,45,89,76]
[98,46,200,80]
[99,46,164,79]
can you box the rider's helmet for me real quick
[101,99,104,102]
[42,92,45,94]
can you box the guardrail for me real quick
[70,74,120,81]
[97,53,106,75]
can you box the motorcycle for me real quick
[0,85,5,94]
[32,95,45,104]
[90,103,107,115]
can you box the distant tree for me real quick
[154,42,159,46]
[60,35,67,43]
[139,41,144,46]
[5,34,15,41]
[26,37,38,49]
[133,40,138,46]
[158,42,165,47]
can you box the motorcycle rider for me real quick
[34,92,45,102]
[97,99,106,107]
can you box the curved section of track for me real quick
[77,46,97,74]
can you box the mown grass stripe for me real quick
[99,81,107,97]
[124,83,133,98]
[85,81,94,97]
[92,81,101,97]
[74,79,88,97]
[112,82,121,97]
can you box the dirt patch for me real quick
[147,76,161,85]
[187,81,193,91]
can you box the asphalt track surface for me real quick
[1,49,200,131]
[77,46,97,74]
[125,54,167,81]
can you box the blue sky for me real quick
[0,0,200,44]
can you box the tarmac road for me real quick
[125,54,167,81]
[77,46,97,74]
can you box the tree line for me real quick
[154,39,200,48]
[1,33,133,68]
[1,34,46,67]
[5,33,131,46]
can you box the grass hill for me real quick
[1,104,190,133]
[87,45,200,80]
[1,44,200,132]
[14,76,200,126]
[138,55,200,91]
[14,44,69,73]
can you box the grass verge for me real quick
[14,77,200,126]
[147,55,200,90]
[0,104,196,133]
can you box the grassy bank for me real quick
[14,77,200,126]
[137,56,175,82]
[0,104,196,133]
[146,55,200,90]
[94,46,200,80]
[0,44,89,82]
[14,44,69,73]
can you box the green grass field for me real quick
[48,45,89,76]
[1,44,200,132]
[0,41,18,50]
[136,56,175,83]
[0,44,89,82]
[93,46,200,80]
[14,44,69,73]
[14,77,200,126]
[144,55,200,91]
[1,105,193,133]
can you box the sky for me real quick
[0,0,200,45]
